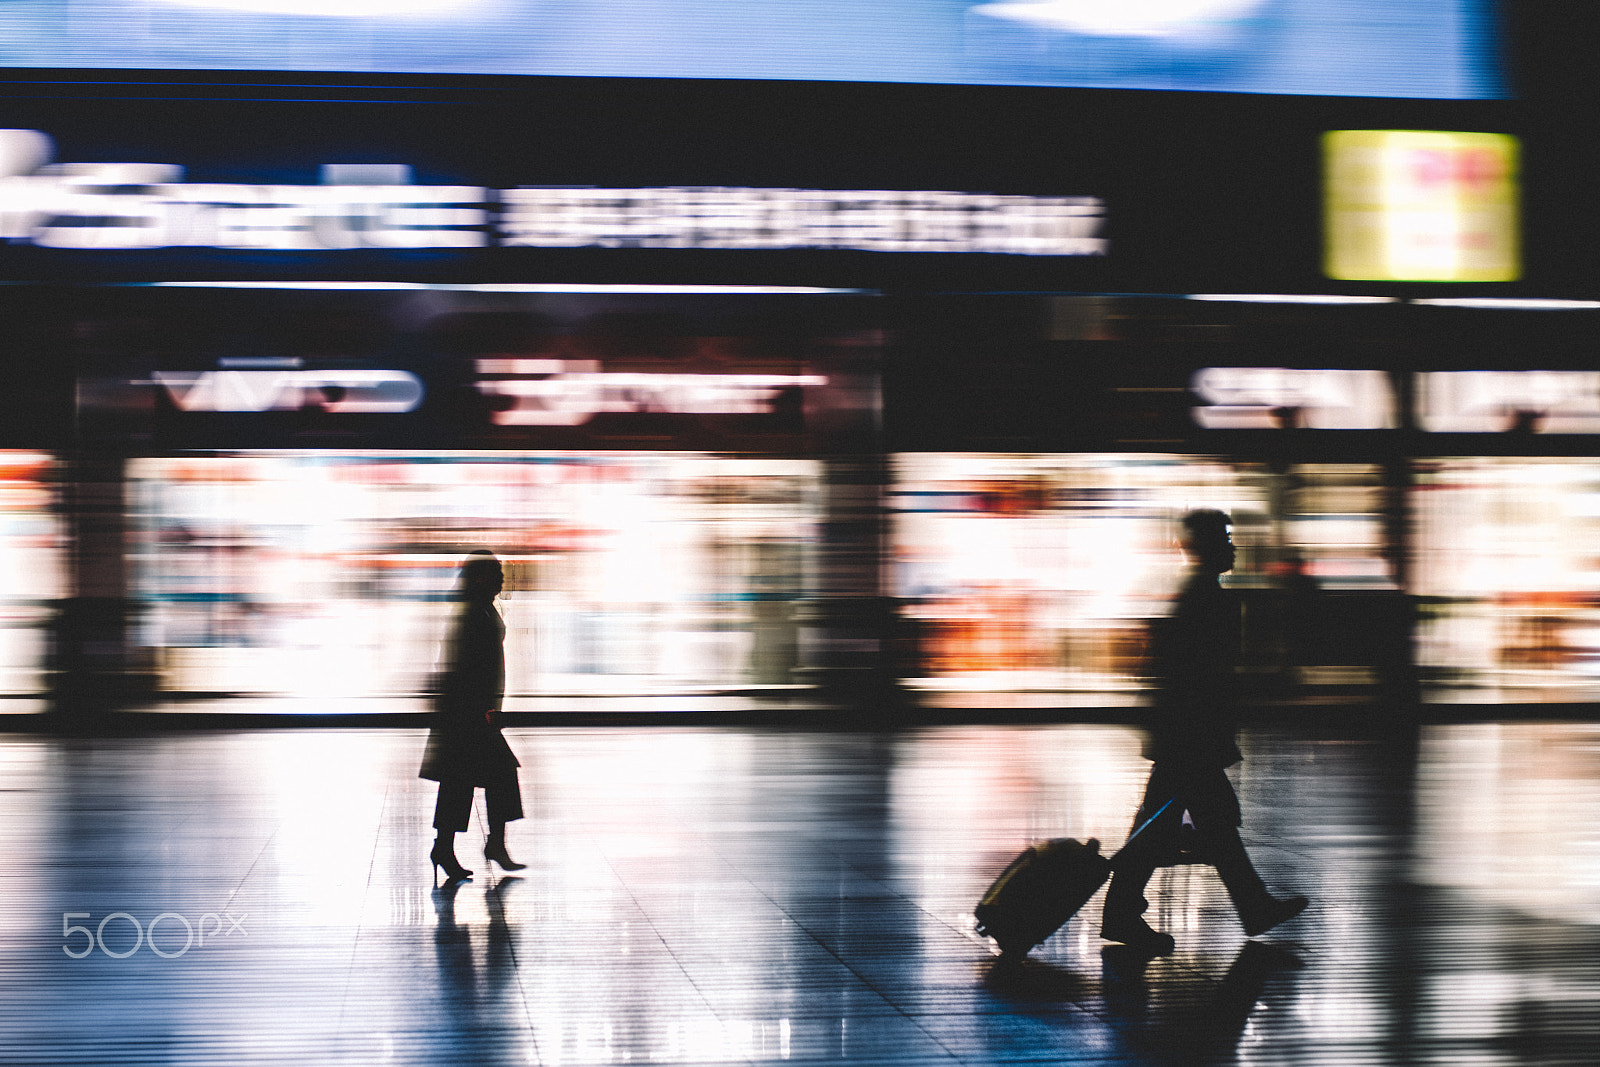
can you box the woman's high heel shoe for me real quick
[484,834,527,872]
[430,842,473,884]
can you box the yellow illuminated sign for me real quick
[1324,130,1519,282]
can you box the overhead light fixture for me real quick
[970,0,1269,40]
[149,281,430,290]
[153,0,473,16]
[442,284,867,295]
[1410,298,1600,310]
[1186,294,1398,305]
[144,282,869,294]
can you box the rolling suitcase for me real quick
[974,798,1175,959]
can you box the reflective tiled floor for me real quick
[2,720,1599,1065]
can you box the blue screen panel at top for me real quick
[0,0,1500,99]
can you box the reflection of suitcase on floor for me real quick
[973,799,1174,958]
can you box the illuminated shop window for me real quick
[1191,367,1398,429]
[890,454,1395,702]
[1414,458,1600,700]
[128,452,820,702]
[0,453,64,698]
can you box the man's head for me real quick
[458,549,504,601]
[1182,508,1235,575]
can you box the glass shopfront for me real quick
[891,453,1396,703]
[0,453,64,697]
[1414,458,1600,702]
[128,451,819,699]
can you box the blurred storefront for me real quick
[5,282,1600,712]
[1414,458,1600,702]
[0,454,65,697]
[882,294,1414,707]
[0,33,1593,713]
[52,282,872,705]
[128,451,817,698]
[890,453,1396,705]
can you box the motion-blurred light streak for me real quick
[1191,367,1397,430]
[1418,371,1600,434]
[0,133,1106,255]
[150,369,424,413]
[475,359,826,426]
[971,0,1269,41]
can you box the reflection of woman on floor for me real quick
[421,550,525,882]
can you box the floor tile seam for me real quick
[128,804,205,870]
[818,839,1016,967]
[337,782,390,1031]
[214,786,280,911]
[464,759,560,1056]
[577,815,761,1067]
[698,828,1070,990]
[481,873,545,1059]
[666,824,978,1067]
[630,821,915,973]
[1236,837,1325,866]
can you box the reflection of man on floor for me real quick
[1101,940,1304,1060]
[1102,509,1308,955]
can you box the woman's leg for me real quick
[483,776,526,870]
[433,779,474,833]
[430,780,474,880]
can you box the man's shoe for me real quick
[1240,895,1309,938]
[1101,915,1176,956]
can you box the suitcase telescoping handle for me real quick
[1107,797,1177,871]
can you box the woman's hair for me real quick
[457,549,502,598]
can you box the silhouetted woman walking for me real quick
[420,550,526,882]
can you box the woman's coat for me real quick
[418,599,520,785]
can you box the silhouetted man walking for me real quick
[1101,509,1308,955]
